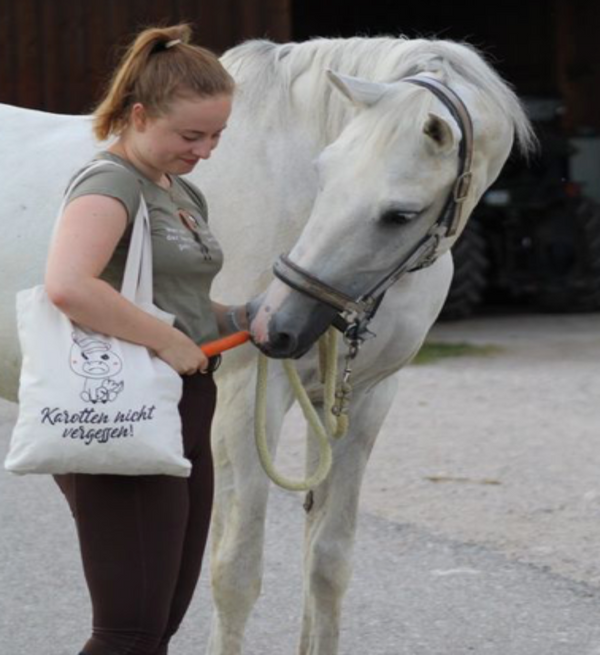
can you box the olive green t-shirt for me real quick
[66,151,223,345]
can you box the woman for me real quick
[45,24,246,655]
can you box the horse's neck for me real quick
[192,95,323,302]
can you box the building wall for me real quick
[1,0,598,136]
[555,0,600,134]
[0,0,291,114]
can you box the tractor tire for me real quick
[536,196,600,312]
[439,217,489,320]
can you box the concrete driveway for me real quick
[1,312,599,654]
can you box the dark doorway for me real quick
[291,1,558,96]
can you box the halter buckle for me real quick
[453,171,472,203]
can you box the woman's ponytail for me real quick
[93,24,234,141]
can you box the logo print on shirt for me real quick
[178,209,213,261]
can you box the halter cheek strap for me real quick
[403,76,474,241]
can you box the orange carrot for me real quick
[200,331,251,358]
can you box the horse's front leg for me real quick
[298,374,399,655]
[207,360,293,655]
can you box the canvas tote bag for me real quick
[4,160,190,477]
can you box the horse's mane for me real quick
[222,37,536,155]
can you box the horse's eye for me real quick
[379,209,416,226]
[101,354,109,360]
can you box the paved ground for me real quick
[1,312,599,654]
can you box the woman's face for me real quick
[130,93,233,176]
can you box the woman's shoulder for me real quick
[65,153,141,225]
[67,152,140,192]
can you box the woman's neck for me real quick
[107,139,171,189]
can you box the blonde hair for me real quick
[93,24,235,141]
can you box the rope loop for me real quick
[254,327,350,492]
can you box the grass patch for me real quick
[412,341,502,365]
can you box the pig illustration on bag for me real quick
[69,332,125,404]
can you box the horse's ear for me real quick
[423,112,458,154]
[326,70,389,107]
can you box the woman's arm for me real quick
[45,194,208,374]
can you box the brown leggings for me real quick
[54,372,217,655]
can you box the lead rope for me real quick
[254,327,351,492]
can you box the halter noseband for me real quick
[273,76,475,339]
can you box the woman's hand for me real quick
[227,304,250,332]
[155,329,210,375]
[212,301,250,336]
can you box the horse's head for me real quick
[248,56,533,359]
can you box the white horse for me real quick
[0,37,534,654]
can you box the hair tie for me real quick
[165,39,182,49]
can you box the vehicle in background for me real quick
[441,97,600,319]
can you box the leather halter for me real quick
[273,76,475,336]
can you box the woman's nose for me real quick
[192,141,214,160]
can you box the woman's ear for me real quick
[130,103,148,131]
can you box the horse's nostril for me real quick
[269,331,298,358]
